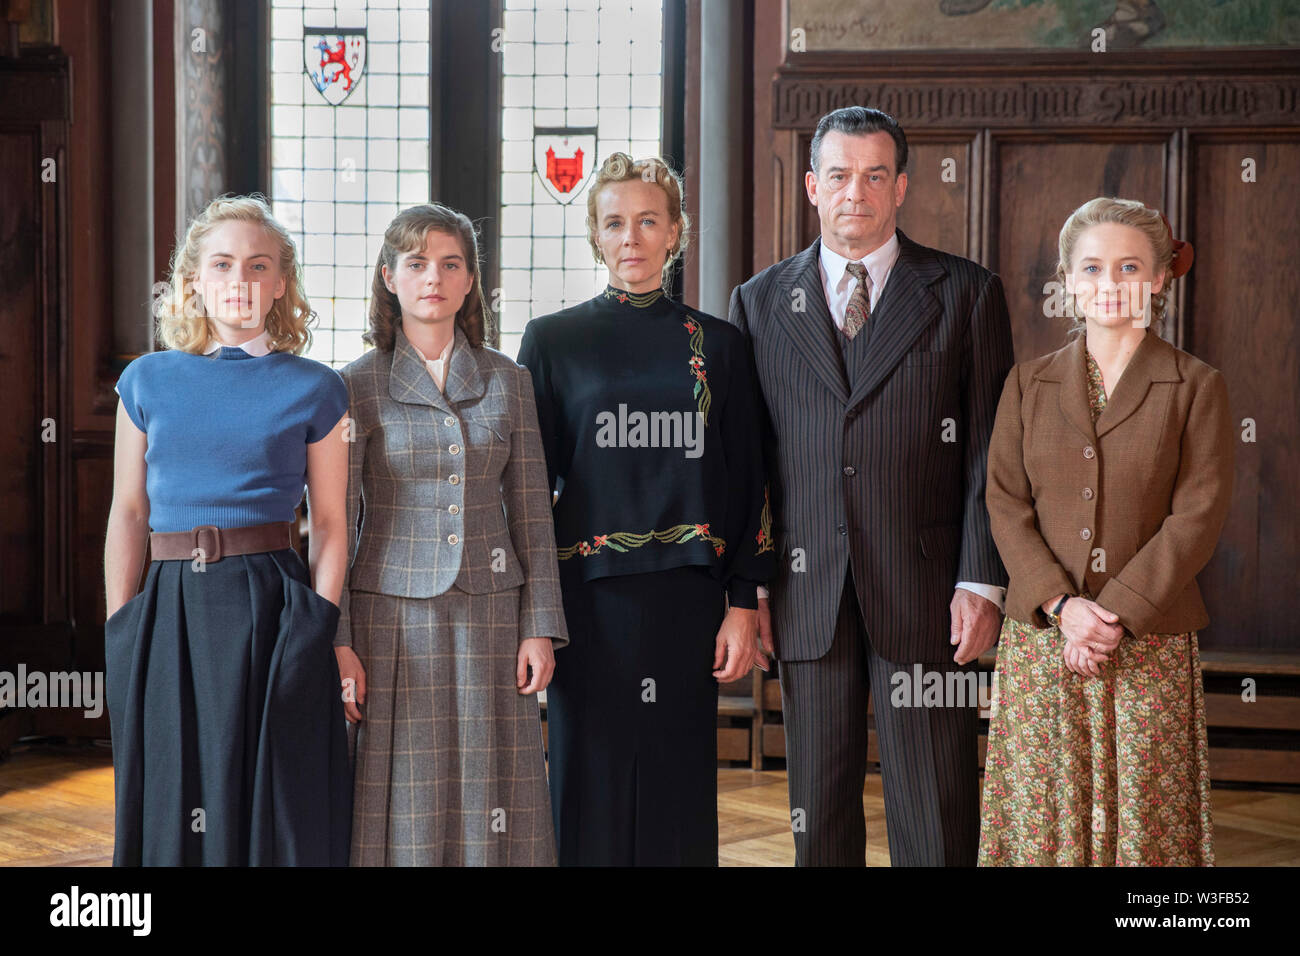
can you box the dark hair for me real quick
[809,107,908,177]
[366,204,490,351]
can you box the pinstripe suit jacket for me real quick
[331,323,568,650]
[729,230,1015,663]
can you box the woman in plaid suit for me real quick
[334,204,569,866]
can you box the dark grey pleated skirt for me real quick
[104,547,352,866]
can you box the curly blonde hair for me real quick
[585,153,689,287]
[155,194,315,355]
[1056,197,1176,336]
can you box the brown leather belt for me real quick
[149,521,295,562]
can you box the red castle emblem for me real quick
[545,145,585,193]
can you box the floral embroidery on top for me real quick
[557,522,726,560]
[755,483,775,555]
[683,316,712,426]
[602,284,665,308]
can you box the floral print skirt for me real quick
[978,616,1214,866]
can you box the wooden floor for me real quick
[2,743,1298,865]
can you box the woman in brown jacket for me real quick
[978,197,1233,866]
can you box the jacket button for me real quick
[448,474,460,485]
[449,444,461,455]
[1080,528,1092,540]
[846,406,859,420]
[1082,487,1093,500]
[843,465,856,477]
[838,524,847,535]
[448,504,459,515]
[448,534,459,545]
[444,416,456,426]
[1083,445,1095,459]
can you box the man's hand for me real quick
[949,589,1001,665]
[755,596,774,671]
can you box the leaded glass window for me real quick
[498,0,665,360]
[269,0,431,368]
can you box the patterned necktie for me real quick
[842,262,872,340]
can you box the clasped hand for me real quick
[1044,595,1124,678]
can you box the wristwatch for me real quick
[1045,594,1070,627]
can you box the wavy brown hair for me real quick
[585,152,689,288]
[156,194,315,355]
[366,204,490,351]
[1056,197,1177,336]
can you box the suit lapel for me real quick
[1035,334,1096,443]
[1094,331,1180,437]
[774,238,850,403]
[389,323,485,413]
[846,230,944,409]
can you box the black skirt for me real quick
[546,565,725,866]
[104,547,352,865]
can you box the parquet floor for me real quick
[2,744,1296,866]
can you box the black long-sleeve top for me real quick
[517,283,776,608]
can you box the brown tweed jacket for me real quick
[332,322,568,649]
[986,331,1233,636]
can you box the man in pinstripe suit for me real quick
[728,107,1015,866]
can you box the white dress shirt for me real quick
[203,328,273,356]
[819,232,900,328]
[411,335,455,393]
[754,234,1005,613]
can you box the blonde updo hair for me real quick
[1056,197,1176,336]
[156,194,315,355]
[585,152,689,286]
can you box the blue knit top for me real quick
[114,346,349,533]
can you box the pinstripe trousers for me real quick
[779,570,980,866]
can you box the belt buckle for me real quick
[192,525,222,563]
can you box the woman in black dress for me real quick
[517,153,776,865]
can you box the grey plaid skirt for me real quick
[346,586,556,866]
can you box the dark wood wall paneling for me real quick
[752,8,1300,652]
[0,53,71,746]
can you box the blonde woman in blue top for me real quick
[104,195,352,865]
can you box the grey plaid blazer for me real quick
[332,322,568,650]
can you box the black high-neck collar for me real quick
[601,283,669,310]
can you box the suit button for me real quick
[449,444,461,455]
[1083,445,1095,460]
[448,534,459,545]
[838,524,847,535]
[846,406,859,420]
[444,416,456,426]
[449,504,459,515]
[449,474,460,485]
[1080,528,1092,540]
[843,466,856,477]
[1082,487,1093,500]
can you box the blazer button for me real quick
[1080,528,1092,540]
[448,474,460,485]
[444,416,456,427]
[448,504,459,515]
[838,524,847,535]
[449,443,461,455]
[843,465,856,477]
[1082,487,1094,500]
[1083,445,1095,459]
[448,534,459,545]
